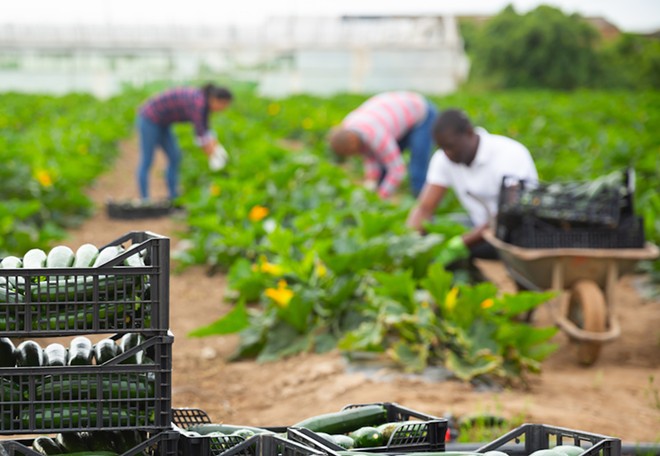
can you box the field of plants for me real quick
[1,85,658,387]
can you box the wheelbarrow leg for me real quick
[555,260,621,366]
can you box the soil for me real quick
[64,139,660,444]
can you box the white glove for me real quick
[209,144,229,171]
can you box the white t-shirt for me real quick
[426,127,538,226]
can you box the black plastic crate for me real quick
[497,174,628,228]
[288,420,447,454]
[506,215,645,249]
[0,231,170,336]
[289,403,446,453]
[476,423,621,456]
[342,402,441,422]
[222,433,324,456]
[172,408,286,434]
[0,334,173,434]
[107,199,179,220]
[172,408,212,428]
[175,429,246,456]
[175,429,325,456]
[0,430,179,456]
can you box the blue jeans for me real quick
[397,101,438,197]
[137,115,182,200]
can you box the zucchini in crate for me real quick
[292,404,388,434]
[94,338,120,365]
[68,337,93,365]
[23,405,137,428]
[44,342,68,367]
[46,245,75,268]
[1,256,24,288]
[15,340,44,367]
[73,243,100,268]
[0,337,16,367]
[93,245,124,267]
[23,248,48,270]
[33,435,65,455]
[119,333,145,364]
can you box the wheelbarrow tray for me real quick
[483,228,659,291]
[484,227,658,355]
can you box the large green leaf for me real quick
[188,300,250,337]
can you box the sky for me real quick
[2,0,659,33]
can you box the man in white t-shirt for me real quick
[406,109,538,262]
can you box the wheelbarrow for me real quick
[482,228,659,365]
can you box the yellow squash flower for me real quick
[265,280,294,308]
[35,170,53,187]
[248,205,269,222]
[481,298,495,309]
[209,183,221,196]
[267,103,281,116]
[260,261,283,276]
[444,287,459,312]
[315,261,327,278]
[302,118,314,130]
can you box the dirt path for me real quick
[64,139,660,443]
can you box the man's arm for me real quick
[406,183,448,233]
[461,223,488,247]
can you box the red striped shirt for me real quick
[342,92,427,198]
[139,87,210,142]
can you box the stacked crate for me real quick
[0,231,177,455]
[496,170,644,249]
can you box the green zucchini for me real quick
[15,340,44,367]
[292,404,388,434]
[68,336,93,365]
[1,256,24,288]
[124,244,146,267]
[187,423,276,435]
[349,426,384,448]
[30,275,135,303]
[93,246,124,267]
[0,285,24,304]
[119,333,144,364]
[46,245,75,268]
[23,248,48,269]
[73,243,100,268]
[44,342,68,366]
[0,337,16,367]
[56,432,90,453]
[23,406,136,429]
[32,435,64,455]
[55,452,118,456]
[93,338,120,365]
[0,256,22,269]
[83,430,128,453]
[34,302,126,331]
[332,434,356,449]
[35,375,154,401]
[1,377,22,403]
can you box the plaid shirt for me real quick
[139,87,213,145]
[342,92,428,198]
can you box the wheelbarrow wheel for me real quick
[567,280,607,366]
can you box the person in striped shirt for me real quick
[328,91,438,199]
[137,83,233,201]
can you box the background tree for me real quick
[466,5,601,89]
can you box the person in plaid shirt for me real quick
[328,91,438,199]
[137,83,233,201]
